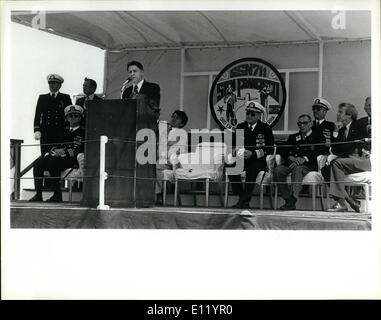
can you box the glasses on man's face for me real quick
[246,111,257,116]
[68,114,81,118]
[297,120,311,126]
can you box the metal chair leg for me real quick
[326,182,330,210]
[224,175,229,208]
[68,179,73,202]
[174,178,178,206]
[163,180,167,206]
[274,183,278,209]
[318,184,325,211]
[260,184,264,209]
[312,184,316,211]
[205,178,209,207]
[364,183,369,213]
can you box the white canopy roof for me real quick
[11,10,371,50]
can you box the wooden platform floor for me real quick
[10,201,371,230]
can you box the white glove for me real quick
[236,148,245,159]
[34,131,41,140]
[226,153,236,164]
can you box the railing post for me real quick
[10,139,23,200]
[97,135,110,210]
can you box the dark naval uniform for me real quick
[34,92,72,154]
[32,126,85,199]
[274,129,326,204]
[312,119,335,155]
[229,120,275,203]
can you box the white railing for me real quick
[97,135,110,210]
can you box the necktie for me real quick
[343,126,348,139]
[51,93,55,98]
[130,85,139,99]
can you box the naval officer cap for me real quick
[47,74,64,83]
[64,105,84,116]
[312,98,332,111]
[245,100,266,114]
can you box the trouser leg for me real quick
[243,161,264,202]
[228,174,243,196]
[329,158,369,200]
[290,165,311,198]
[321,164,331,182]
[273,164,292,200]
[45,157,75,193]
[33,157,46,194]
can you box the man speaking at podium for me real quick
[121,60,161,125]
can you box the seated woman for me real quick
[29,105,85,203]
[155,110,188,205]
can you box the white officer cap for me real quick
[47,74,64,83]
[245,100,266,114]
[64,105,84,116]
[312,98,332,110]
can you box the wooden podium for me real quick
[81,99,156,208]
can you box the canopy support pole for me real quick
[179,47,185,111]
[318,41,324,97]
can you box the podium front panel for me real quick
[81,99,155,208]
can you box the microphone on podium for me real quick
[120,76,133,98]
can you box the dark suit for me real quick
[229,120,274,203]
[75,94,102,108]
[33,126,85,194]
[357,116,371,151]
[274,130,326,200]
[322,120,369,181]
[122,80,161,122]
[312,119,335,155]
[331,120,366,157]
[34,92,72,155]
[75,95,102,128]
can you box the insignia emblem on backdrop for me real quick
[209,57,286,131]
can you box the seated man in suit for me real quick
[156,110,189,205]
[121,60,161,129]
[75,77,102,127]
[228,101,274,209]
[311,97,336,155]
[321,102,366,181]
[33,74,72,155]
[29,105,85,203]
[273,114,325,210]
[327,100,371,212]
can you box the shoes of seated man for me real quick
[29,193,43,202]
[155,194,163,206]
[45,193,63,203]
[346,197,361,213]
[279,202,296,210]
[328,202,348,212]
[279,195,297,210]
